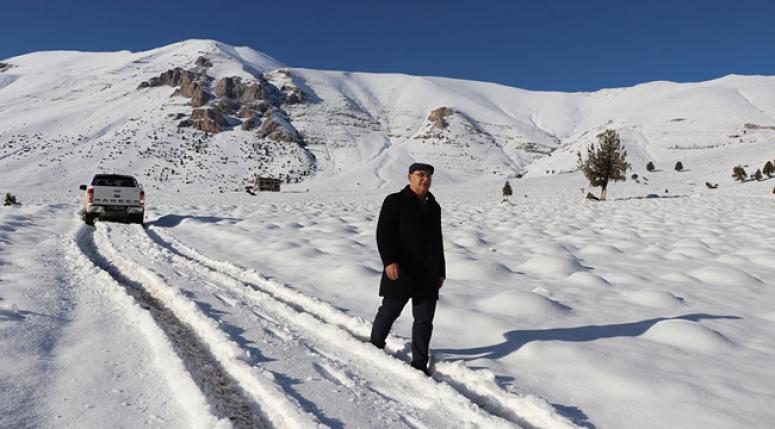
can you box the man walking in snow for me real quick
[370,162,446,376]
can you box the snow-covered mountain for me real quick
[1,39,774,193]
[3,39,775,429]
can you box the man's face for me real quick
[408,170,432,195]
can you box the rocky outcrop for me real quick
[236,105,254,118]
[215,98,240,115]
[141,66,303,137]
[0,62,10,72]
[177,73,210,107]
[180,107,228,133]
[213,76,285,106]
[254,101,272,115]
[138,67,211,107]
[257,111,301,143]
[283,85,307,105]
[195,56,213,68]
[235,101,272,119]
[428,107,455,129]
[241,117,260,131]
[213,77,238,99]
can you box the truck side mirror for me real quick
[79,185,87,190]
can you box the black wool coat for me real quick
[376,185,446,301]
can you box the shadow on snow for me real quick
[148,214,242,227]
[435,313,741,361]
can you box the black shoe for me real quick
[411,363,431,377]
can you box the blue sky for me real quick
[2,0,774,91]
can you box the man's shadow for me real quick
[436,313,739,429]
[436,313,740,361]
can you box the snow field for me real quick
[147,226,578,429]
[141,185,775,429]
[1,206,75,428]
[92,219,510,427]
[110,222,548,428]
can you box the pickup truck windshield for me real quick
[91,176,137,187]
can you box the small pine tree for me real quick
[577,129,630,200]
[502,181,513,199]
[763,160,774,178]
[674,161,684,172]
[753,169,763,181]
[732,165,747,182]
[4,193,19,206]
[646,161,655,172]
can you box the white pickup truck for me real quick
[79,174,145,225]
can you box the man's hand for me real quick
[385,263,400,280]
[438,277,445,289]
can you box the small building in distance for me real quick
[254,176,281,192]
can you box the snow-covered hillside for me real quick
[1,39,775,193]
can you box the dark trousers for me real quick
[370,297,437,368]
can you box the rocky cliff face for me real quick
[137,58,307,144]
[257,110,301,143]
[138,67,211,107]
[428,107,455,129]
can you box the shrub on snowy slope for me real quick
[763,160,774,178]
[577,129,630,201]
[3,193,20,206]
[674,161,684,172]
[502,181,513,202]
[732,165,747,182]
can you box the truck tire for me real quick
[129,213,144,226]
[83,213,96,226]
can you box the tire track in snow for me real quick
[66,224,234,429]
[89,224,323,429]
[143,226,580,429]
[105,224,518,428]
[72,224,286,429]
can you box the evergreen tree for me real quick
[763,160,774,178]
[3,193,19,206]
[732,165,747,182]
[674,161,684,172]
[754,168,763,181]
[577,129,630,200]
[502,180,513,198]
[646,161,655,172]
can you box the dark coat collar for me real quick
[401,185,435,202]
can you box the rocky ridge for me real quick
[138,56,310,143]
